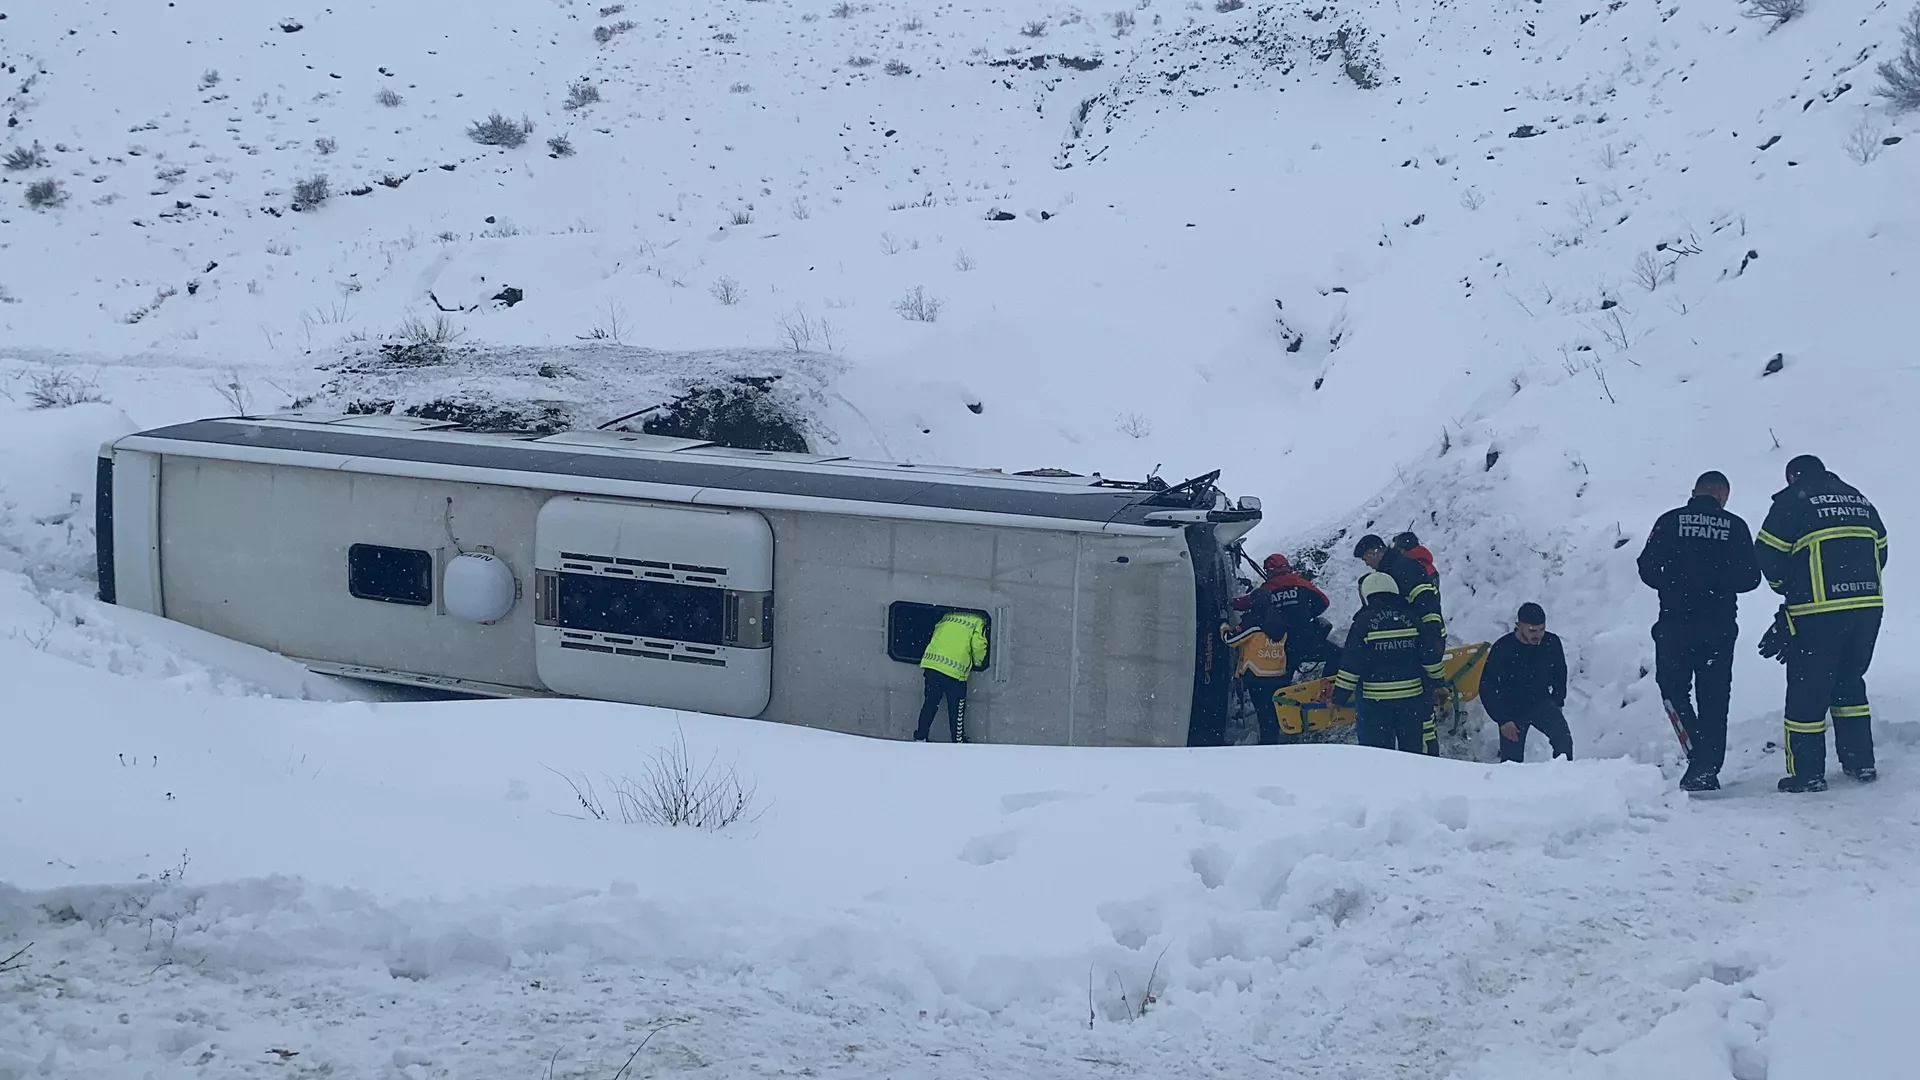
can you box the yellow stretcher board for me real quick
[1273,641,1492,737]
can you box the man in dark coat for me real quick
[1637,470,1762,791]
[1755,454,1889,793]
[1481,603,1573,762]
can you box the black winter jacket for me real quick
[1756,471,1888,619]
[1332,596,1446,707]
[1377,548,1445,650]
[1480,632,1568,724]
[1637,495,1762,622]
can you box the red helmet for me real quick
[1262,553,1292,576]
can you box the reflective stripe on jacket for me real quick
[921,612,989,680]
[1332,600,1445,706]
[1222,623,1289,679]
[1755,473,1888,619]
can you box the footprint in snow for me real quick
[1137,790,1247,830]
[1189,844,1233,890]
[958,831,1019,866]
[999,790,1086,814]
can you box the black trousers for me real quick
[1783,609,1881,780]
[915,669,969,743]
[1241,675,1291,745]
[1497,703,1574,762]
[1653,618,1737,777]
[1356,698,1427,754]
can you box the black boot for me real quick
[1777,774,1829,793]
[1680,772,1720,792]
[1844,763,1879,783]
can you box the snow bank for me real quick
[1,633,1692,1076]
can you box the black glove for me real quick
[1757,607,1791,664]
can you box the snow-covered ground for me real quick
[6,650,1920,1079]
[4,0,1920,1074]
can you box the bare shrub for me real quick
[790,196,813,220]
[199,69,221,89]
[565,81,602,110]
[577,300,629,344]
[594,20,637,43]
[25,179,67,209]
[710,275,743,305]
[1879,4,1920,112]
[291,174,331,210]
[847,54,877,67]
[27,370,106,409]
[894,285,944,322]
[730,82,753,94]
[1116,412,1153,439]
[1215,0,1245,11]
[729,209,753,225]
[775,307,839,352]
[884,59,913,75]
[599,3,627,14]
[4,142,47,171]
[1459,187,1486,211]
[832,1,858,16]
[1741,0,1805,26]
[953,248,977,271]
[395,313,465,348]
[0,943,31,974]
[313,136,337,155]
[212,369,254,415]
[468,112,533,148]
[1630,250,1674,291]
[1842,116,1886,164]
[714,31,737,43]
[1022,19,1049,36]
[375,87,404,107]
[1111,10,1136,34]
[549,729,761,830]
[902,14,925,31]
[548,134,576,158]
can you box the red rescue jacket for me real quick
[1404,545,1438,578]
[1232,572,1331,613]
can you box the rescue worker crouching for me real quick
[1332,572,1446,754]
[1755,455,1889,793]
[1222,611,1292,745]
[914,610,989,743]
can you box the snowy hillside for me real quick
[5,0,1920,1074]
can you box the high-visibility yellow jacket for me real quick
[921,612,989,680]
[1222,622,1289,679]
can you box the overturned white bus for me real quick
[95,413,1260,746]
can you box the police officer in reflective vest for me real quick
[1332,572,1446,754]
[914,610,989,743]
[1637,470,1761,791]
[1755,455,1889,792]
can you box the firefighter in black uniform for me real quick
[1755,455,1889,793]
[1355,534,1445,644]
[1332,572,1447,754]
[1355,534,1446,752]
[1637,470,1762,791]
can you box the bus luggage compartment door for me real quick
[532,497,774,717]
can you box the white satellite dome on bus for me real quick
[443,551,517,623]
